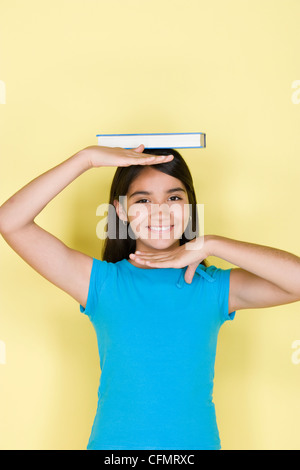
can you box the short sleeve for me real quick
[205,265,236,323]
[79,258,108,319]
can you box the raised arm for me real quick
[129,234,300,313]
[0,144,172,309]
[0,150,94,308]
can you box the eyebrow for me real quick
[129,187,186,199]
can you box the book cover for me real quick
[96,132,206,149]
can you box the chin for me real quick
[139,238,180,251]
[133,226,184,249]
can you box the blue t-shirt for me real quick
[79,258,236,450]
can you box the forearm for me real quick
[0,150,90,234]
[207,235,300,295]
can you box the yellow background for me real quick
[1,0,300,450]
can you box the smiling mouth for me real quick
[147,225,174,232]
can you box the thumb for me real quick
[184,263,198,284]
[134,144,145,152]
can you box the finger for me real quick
[132,254,172,262]
[132,253,174,261]
[136,154,173,161]
[148,154,174,161]
[130,253,165,262]
[147,156,174,165]
[132,256,175,268]
[127,154,174,164]
[132,250,173,259]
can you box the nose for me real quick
[148,203,173,225]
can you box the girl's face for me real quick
[115,167,190,254]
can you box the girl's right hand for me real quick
[80,144,174,168]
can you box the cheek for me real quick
[127,204,149,229]
[171,203,190,227]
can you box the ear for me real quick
[113,199,128,223]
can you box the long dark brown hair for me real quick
[101,148,207,267]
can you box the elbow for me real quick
[0,210,14,236]
[0,212,6,236]
[0,214,34,236]
[0,203,21,235]
[0,205,8,235]
[0,220,10,237]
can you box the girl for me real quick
[0,144,300,450]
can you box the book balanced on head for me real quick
[96,132,206,149]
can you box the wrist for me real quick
[73,149,93,171]
[204,235,218,257]
[189,235,216,258]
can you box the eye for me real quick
[135,196,182,203]
[135,199,149,204]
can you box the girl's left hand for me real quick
[129,236,211,284]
